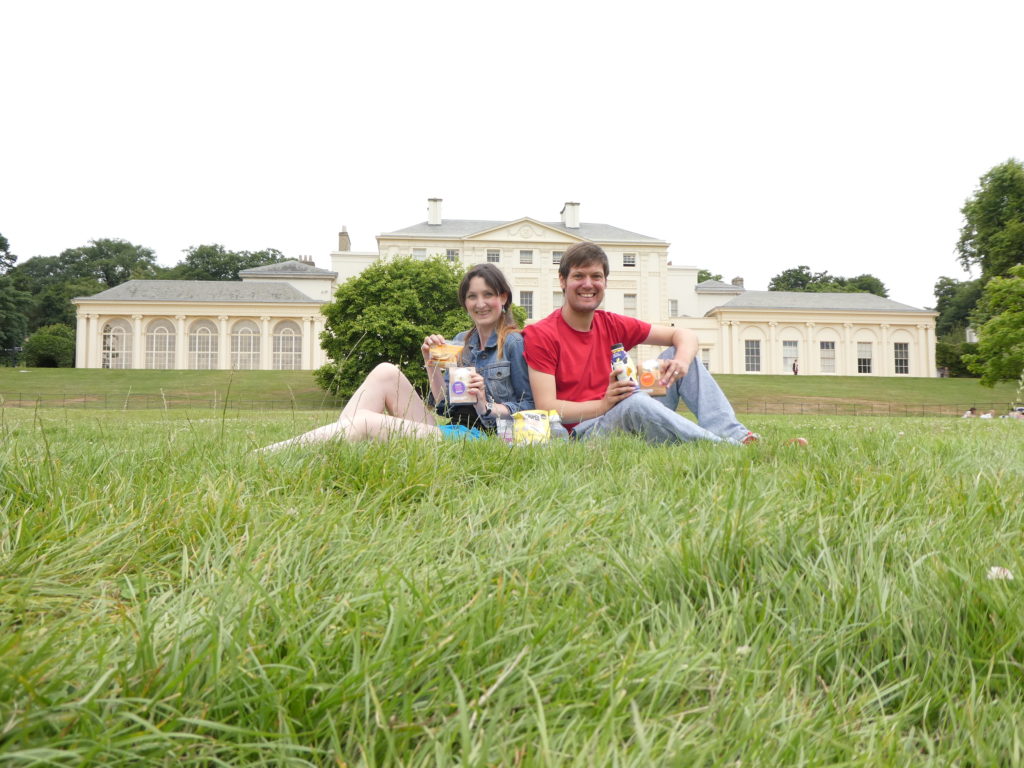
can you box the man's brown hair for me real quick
[558,242,609,281]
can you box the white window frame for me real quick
[486,249,500,263]
[520,290,534,319]
[894,342,909,375]
[668,299,679,318]
[230,320,261,370]
[623,293,637,315]
[623,253,637,268]
[857,342,873,374]
[819,340,836,374]
[744,339,761,372]
[272,321,303,370]
[188,321,218,370]
[552,251,563,265]
[145,319,175,370]
[519,250,534,265]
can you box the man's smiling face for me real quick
[559,260,607,314]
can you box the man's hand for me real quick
[602,370,636,411]
[658,357,690,387]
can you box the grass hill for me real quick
[1,368,1019,414]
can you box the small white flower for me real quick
[736,645,752,656]
[987,566,1014,580]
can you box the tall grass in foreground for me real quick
[1,408,1023,766]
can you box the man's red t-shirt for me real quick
[523,309,651,405]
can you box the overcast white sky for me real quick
[3,0,1021,310]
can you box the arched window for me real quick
[272,321,302,370]
[145,319,176,369]
[231,320,260,370]
[101,319,132,369]
[188,320,218,370]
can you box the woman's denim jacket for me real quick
[432,329,534,429]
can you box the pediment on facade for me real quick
[465,218,583,244]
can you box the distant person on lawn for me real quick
[522,242,758,445]
[261,264,533,451]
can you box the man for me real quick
[523,242,758,445]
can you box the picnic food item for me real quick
[610,343,637,386]
[639,359,668,396]
[448,366,476,404]
[513,410,551,444]
[429,342,463,367]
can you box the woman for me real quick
[261,264,532,450]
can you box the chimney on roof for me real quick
[561,201,580,229]
[338,227,351,252]
[298,255,315,266]
[427,198,443,226]
[731,277,745,289]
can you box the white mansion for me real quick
[73,199,937,376]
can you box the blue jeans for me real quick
[573,347,749,445]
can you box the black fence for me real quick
[0,392,346,411]
[0,392,1016,417]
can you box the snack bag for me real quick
[610,343,637,386]
[429,342,463,367]
[639,359,668,396]
[513,410,551,445]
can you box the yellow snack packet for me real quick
[513,410,551,445]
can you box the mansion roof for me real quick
[239,260,337,278]
[714,290,933,314]
[75,280,324,304]
[382,219,666,244]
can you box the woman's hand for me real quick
[421,334,448,364]
[467,371,487,408]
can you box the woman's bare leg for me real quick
[258,410,442,453]
[339,363,436,425]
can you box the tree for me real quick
[0,275,30,354]
[168,244,287,281]
[315,257,468,398]
[963,264,1024,386]
[957,159,1024,280]
[933,276,983,336]
[697,269,723,283]
[22,324,76,367]
[0,233,15,274]
[767,265,888,297]
[56,238,160,288]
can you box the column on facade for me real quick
[260,316,272,370]
[917,323,931,377]
[925,324,936,377]
[75,313,87,368]
[879,324,891,376]
[87,314,100,367]
[301,316,314,370]
[843,323,854,376]
[729,321,740,374]
[767,322,778,375]
[175,315,187,369]
[218,316,230,370]
[805,323,815,374]
[132,314,144,369]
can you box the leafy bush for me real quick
[315,257,468,398]
[23,324,76,367]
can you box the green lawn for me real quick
[2,408,1023,765]
[1,367,1019,414]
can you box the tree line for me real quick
[0,240,286,365]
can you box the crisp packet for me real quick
[513,410,551,445]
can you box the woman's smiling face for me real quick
[463,276,507,327]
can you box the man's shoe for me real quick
[741,431,760,445]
